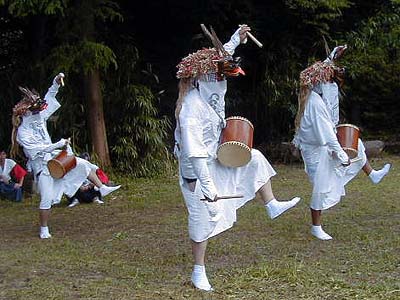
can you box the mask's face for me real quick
[218,56,245,78]
[333,67,345,88]
[28,96,47,114]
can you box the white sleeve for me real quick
[310,98,349,163]
[41,77,61,121]
[189,157,217,200]
[223,28,242,55]
[178,97,208,158]
[41,139,66,153]
[179,118,208,158]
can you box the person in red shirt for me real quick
[0,149,27,201]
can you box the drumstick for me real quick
[337,156,363,167]
[62,137,71,150]
[239,25,263,48]
[201,195,244,202]
[60,77,64,86]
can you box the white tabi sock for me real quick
[68,198,79,208]
[311,225,332,240]
[265,197,301,219]
[369,164,391,184]
[40,226,52,239]
[191,264,213,291]
[99,184,121,197]
[93,197,104,204]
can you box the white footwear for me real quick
[99,185,121,197]
[311,225,333,240]
[39,226,52,239]
[93,197,104,204]
[191,265,213,291]
[68,198,80,208]
[266,197,301,219]
[369,163,391,184]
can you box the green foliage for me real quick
[94,0,122,22]
[5,0,67,16]
[106,83,173,177]
[49,42,117,74]
[284,0,352,34]
[79,41,117,74]
[341,1,400,132]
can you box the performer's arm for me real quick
[19,139,67,155]
[41,73,64,120]
[180,122,218,200]
[179,101,218,200]
[189,157,217,200]
[41,139,68,153]
[223,25,250,55]
[311,97,349,164]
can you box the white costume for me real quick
[16,77,98,209]
[175,89,276,242]
[0,158,17,182]
[293,82,366,210]
[175,30,276,242]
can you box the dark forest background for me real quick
[0,0,399,176]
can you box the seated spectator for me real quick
[67,152,113,208]
[0,149,27,201]
[67,179,104,207]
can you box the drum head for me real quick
[47,160,65,179]
[217,141,251,168]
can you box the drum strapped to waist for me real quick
[47,150,77,179]
[336,124,360,159]
[217,116,254,167]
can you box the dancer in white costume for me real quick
[293,46,391,241]
[11,73,120,239]
[174,25,301,291]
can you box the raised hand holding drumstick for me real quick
[59,137,71,151]
[239,24,263,48]
[55,72,65,86]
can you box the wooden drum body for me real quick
[217,116,254,167]
[47,150,77,179]
[336,124,360,159]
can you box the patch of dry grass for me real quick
[0,155,399,299]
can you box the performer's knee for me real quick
[39,198,52,210]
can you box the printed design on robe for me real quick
[208,93,220,112]
[29,120,47,140]
[207,93,226,130]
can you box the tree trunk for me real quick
[84,70,111,167]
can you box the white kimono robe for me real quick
[175,88,276,242]
[294,88,366,210]
[16,79,98,209]
[175,29,276,242]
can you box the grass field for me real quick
[0,155,399,300]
